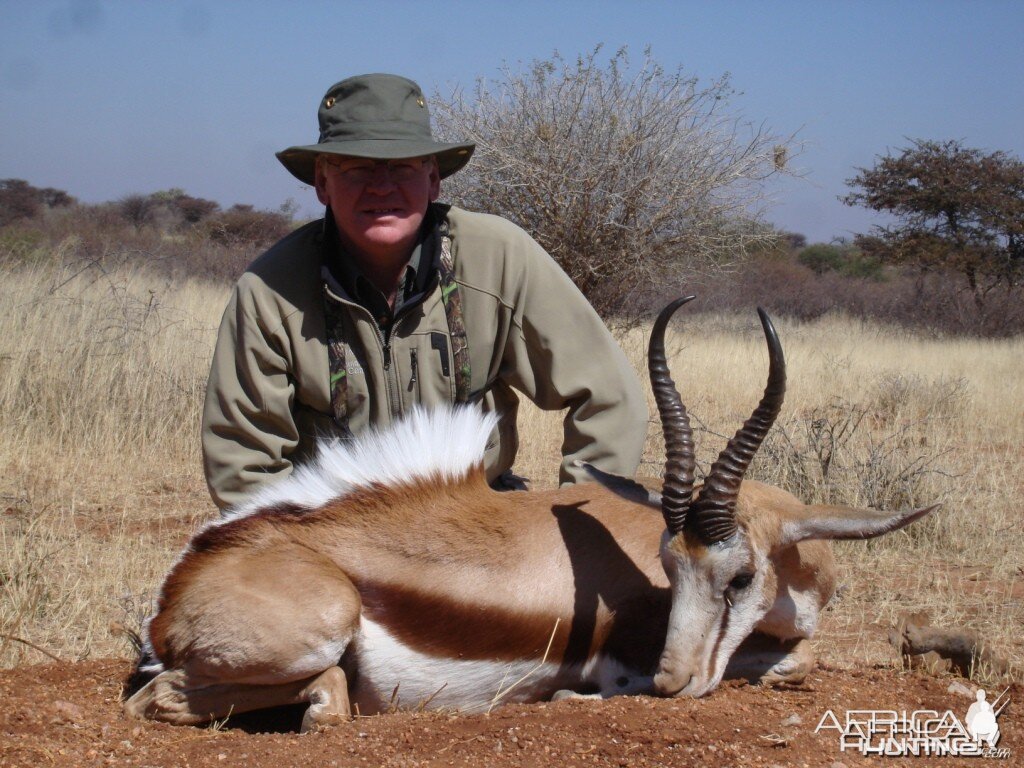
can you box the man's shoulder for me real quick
[235,219,323,294]
[445,206,537,248]
[444,206,548,289]
[246,219,323,277]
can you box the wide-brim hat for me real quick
[276,73,475,185]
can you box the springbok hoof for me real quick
[300,708,351,733]
[551,689,600,702]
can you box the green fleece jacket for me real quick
[202,205,648,511]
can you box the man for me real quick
[202,73,647,511]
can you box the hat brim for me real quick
[276,139,475,185]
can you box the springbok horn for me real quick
[690,308,786,544]
[648,295,697,535]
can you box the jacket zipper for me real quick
[409,349,418,389]
[373,322,399,419]
[378,304,419,419]
[327,286,435,422]
[385,301,428,416]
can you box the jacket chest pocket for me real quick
[401,330,456,409]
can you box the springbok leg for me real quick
[126,541,361,728]
[125,664,353,730]
[724,634,814,685]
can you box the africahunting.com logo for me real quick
[815,687,1011,758]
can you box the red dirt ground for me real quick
[1,660,1018,767]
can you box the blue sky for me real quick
[2,0,1022,243]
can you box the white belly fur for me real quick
[351,618,604,714]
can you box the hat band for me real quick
[320,119,434,144]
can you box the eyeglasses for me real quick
[320,158,429,184]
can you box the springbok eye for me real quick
[728,572,754,591]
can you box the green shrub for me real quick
[0,226,46,261]
[839,251,885,280]
[798,242,885,281]
[797,243,845,274]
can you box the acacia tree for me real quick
[0,179,77,226]
[844,139,1024,309]
[432,48,796,318]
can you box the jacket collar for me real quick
[320,205,445,322]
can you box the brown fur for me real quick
[148,470,672,673]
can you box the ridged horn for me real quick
[690,308,786,544]
[648,295,697,535]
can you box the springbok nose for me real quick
[653,669,693,697]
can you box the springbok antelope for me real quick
[125,297,935,731]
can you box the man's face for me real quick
[315,155,441,263]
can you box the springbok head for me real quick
[648,297,936,697]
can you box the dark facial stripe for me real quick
[705,599,730,684]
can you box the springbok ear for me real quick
[574,461,661,507]
[777,503,939,547]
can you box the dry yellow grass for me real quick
[1,254,219,666]
[1,254,1021,683]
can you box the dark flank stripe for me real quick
[353,578,671,673]
[348,500,674,671]
[357,580,565,661]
